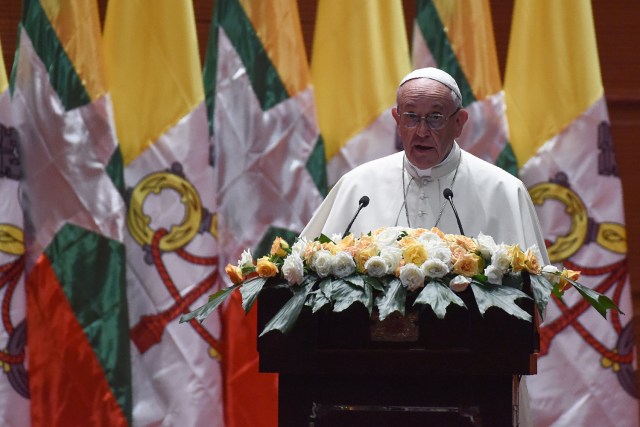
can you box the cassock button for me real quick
[418,210,425,216]
[421,177,430,185]
[420,193,426,200]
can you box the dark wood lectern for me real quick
[258,284,539,426]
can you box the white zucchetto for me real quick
[399,67,462,102]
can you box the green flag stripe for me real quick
[106,147,126,199]
[45,224,132,424]
[20,0,90,110]
[205,0,288,129]
[416,0,476,107]
[306,135,328,196]
[495,142,520,177]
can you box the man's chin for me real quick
[408,148,439,169]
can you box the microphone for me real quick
[342,196,370,238]
[443,188,465,236]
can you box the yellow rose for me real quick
[225,264,244,284]
[403,244,428,266]
[322,241,339,255]
[453,253,483,277]
[509,245,527,272]
[355,244,379,272]
[256,256,278,278]
[559,269,581,292]
[524,248,542,275]
[398,236,419,249]
[336,234,355,251]
[270,237,290,257]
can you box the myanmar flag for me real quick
[10,0,131,425]
[204,0,327,425]
[411,0,517,174]
[311,0,411,185]
[104,0,223,426]
[0,36,29,427]
[505,1,637,425]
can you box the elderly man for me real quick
[302,67,546,256]
[301,67,548,426]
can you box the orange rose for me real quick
[270,237,290,257]
[256,256,278,278]
[453,253,483,277]
[449,244,467,264]
[430,227,445,239]
[509,245,527,272]
[225,264,244,284]
[559,269,581,292]
[303,241,322,263]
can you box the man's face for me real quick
[392,79,467,169]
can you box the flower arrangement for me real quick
[181,227,619,336]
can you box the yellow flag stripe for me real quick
[433,0,501,99]
[238,0,310,97]
[311,0,411,160]
[505,0,603,166]
[0,38,7,92]
[40,0,106,100]
[104,0,204,165]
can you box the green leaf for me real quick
[259,278,315,336]
[562,276,623,318]
[318,233,333,244]
[470,282,532,322]
[344,274,365,289]
[414,280,466,319]
[240,277,268,313]
[529,274,553,318]
[310,291,331,313]
[375,278,406,321]
[364,275,385,292]
[179,284,241,323]
[331,280,369,313]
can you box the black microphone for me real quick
[443,188,465,236]
[342,196,370,238]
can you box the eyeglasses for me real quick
[401,108,461,130]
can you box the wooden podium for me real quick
[258,283,539,426]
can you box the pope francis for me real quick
[301,67,548,427]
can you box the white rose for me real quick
[399,264,425,292]
[282,255,305,285]
[421,258,449,279]
[373,227,405,249]
[416,231,443,245]
[331,251,356,278]
[290,237,308,258]
[237,249,254,270]
[364,256,388,277]
[484,265,504,285]
[426,243,453,266]
[542,265,561,285]
[476,233,497,259]
[311,249,333,278]
[379,247,403,272]
[491,244,512,272]
[449,275,472,292]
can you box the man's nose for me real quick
[415,118,431,136]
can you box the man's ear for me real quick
[391,107,400,125]
[454,109,469,137]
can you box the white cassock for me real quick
[301,142,549,427]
